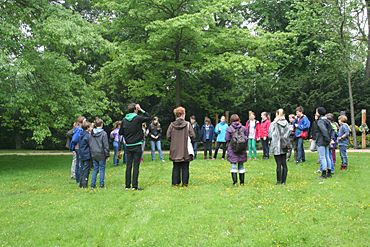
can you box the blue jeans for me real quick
[91,159,106,188]
[296,138,305,162]
[192,142,198,159]
[318,145,331,171]
[328,148,335,172]
[339,145,348,166]
[113,141,120,166]
[150,140,164,161]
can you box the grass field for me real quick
[0,153,369,247]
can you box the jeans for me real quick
[172,161,190,186]
[79,159,92,188]
[296,138,305,162]
[318,145,331,171]
[214,142,226,159]
[230,162,246,173]
[75,149,81,183]
[261,138,269,158]
[248,139,257,159]
[150,140,164,161]
[192,142,198,159]
[274,154,288,184]
[71,152,76,178]
[339,145,348,166]
[125,145,143,189]
[204,141,212,158]
[113,141,120,166]
[91,159,106,188]
[328,149,335,172]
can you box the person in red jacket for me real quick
[245,111,260,160]
[259,112,271,159]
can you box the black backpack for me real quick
[277,123,290,152]
[230,126,247,154]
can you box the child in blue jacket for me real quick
[338,115,350,170]
[200,117,215,160]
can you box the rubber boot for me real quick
[327,169,332,178]
[231,173,238,185]
[319,170,327,179]
[239,173,245,185]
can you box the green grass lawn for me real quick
[0,153,369,247]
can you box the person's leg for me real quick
[192,141,198,159]
[342,146,348,168]
[113,141,119,166]
[274,155,282,184]
[132,146,143,189]
[71,152,76,178]
[296,138,302,162]
[203,142,207,159]
[261,139,266,158]
[214,142,221,159]
[79,160,91,188]
[181,161,190,186]
[100,160,106,188]
[75,149,81,183]
[317,146,328,178]
[221,142,227,159]
[91,160,98,188]
[252,139,257,159]
[209,141,213,158]
[332,148,336,165]
[281,154,288,184]
[293,138,298,162]
[248,139,253,159]
[125,148,134,188]
[156,140,164,161]
[150,140,156,161]
[172,162,181,185]
[301,139,306,162]
[122,143,127,164]
[230,163,238,185]
[238,162,246,185]
[329,148,335,173]
[325,146,332,177]
[141,141,145,160]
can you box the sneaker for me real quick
[222,158,225,160]
[253,158,257,161]
[132,187,144,191]
[161,160,165,162]
[125,187,131,191]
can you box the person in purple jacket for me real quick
[225,114,249,186]
[110,121,122,166]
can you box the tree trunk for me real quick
[348,71,358,148]
[15,131,22,149]
[366,0,370,79]
[175,68,181,106]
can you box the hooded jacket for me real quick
[294,115,311,138]
[215,121,229,143]
[316,116,334,147]
[70,126,83,151]
[200,124,215,142]
[78,130,91,161]
[259,119,271,139]
[89,128,110,161]
[225,122,248,163]
[148,122,162,141]
[269,119,291,155]
[119,111,151,147]
[167,118,196,162]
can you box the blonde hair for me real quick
[275,109,285,121]
[173,107,185,118]
[338,115,347,123]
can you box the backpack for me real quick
[277,123,290,153]
[230,126,247,154]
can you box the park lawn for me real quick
[0,153,369,247]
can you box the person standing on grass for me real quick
[287,114,298,162]
[200,117,215,160]
[245,111,260,160]
[89,118,110,189]
[148,117,165,162]
[110,121,122,167]
[190,115,201,159]
[167,107,195,187]
[214,116,228,160]
[70,116,86,184]
[294,106,310,164]
[315,107,335,179]
[66,122,78,179]
[78,121,93,188]
[269,109,291,185]
[226,114,248,186]
[259,112,271,160]
[119,103,151,191]
[326,113,339,174]
[141,122,149,163]
[338,115,350,170]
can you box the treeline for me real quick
[0,0,369,149]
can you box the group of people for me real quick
[66,103,351,189]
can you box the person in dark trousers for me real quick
[148,117,165,162]
[315,107,334,179]
[259,112,271,160]
[293,106,310,164]
[119,103,151,190]
[70,116,86,184]
[287,114,298,162]
[167,107,195,187]
[78,121,93,188]
[89,118,110,188]
[190,116,201,159]
[200,117,215,160]
[269,109,291,185]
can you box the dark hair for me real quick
[190,115,196,120]
[230,114,240,123]
[82,121,91,130]
[296,106,304,113]
[94,118,104,127]
[128,103,136,113]
[316,107,326,116]
[113,121,121,129]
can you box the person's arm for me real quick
[166,123,172,141]
[199,126,204,141]
[119,123,125,136]
[268,123,274,139]
[299,117,310,130]
[158,127,162,139]
[256,122,260,140]
[188,123,196,140]
[317,120,330,142]
[103,132,110,158]
[225,128,231,143]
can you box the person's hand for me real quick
[263,137,267,141]
[330,140,335,145]
[135,104,142,112]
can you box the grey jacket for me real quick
[89,128,110,161]
[268,119,291,155]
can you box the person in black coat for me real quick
[190,116,201,159]
[148,117,165,162]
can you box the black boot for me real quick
[239,173,245,185]
[327,169,332,178]
[231,173,238,185]
[319,170,327,179]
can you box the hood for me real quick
[231,122,242,129]
[125,113,137,121]
[92,128,104,137]
[219,121,227,126]
[172,118,188,130]
[276,119,288,127]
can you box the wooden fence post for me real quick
[362,109,367,149]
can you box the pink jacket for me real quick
[245,120,260,140]
[259,119,271,138]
